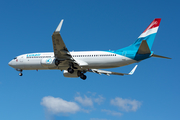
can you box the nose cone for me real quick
[8,60,13,67]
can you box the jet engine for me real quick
[63,70,81,78]
[41,58,56,67]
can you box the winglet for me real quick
[128,65,138,75]
[55,19,64,32]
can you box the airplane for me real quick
[8,18,171,80]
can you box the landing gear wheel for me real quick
[19,73,23,76]
[67,68,74,74]
[80,74,87,80]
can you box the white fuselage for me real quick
[8,51,137,71]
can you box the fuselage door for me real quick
[19,56,24,63]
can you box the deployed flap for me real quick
[75,59,88,66]
[89,65,138,76]
[137,40,151,54]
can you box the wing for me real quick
[88,65,138,76]
[52,20,88,68]
[52,19,72,60]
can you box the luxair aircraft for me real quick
[8,18,171,80]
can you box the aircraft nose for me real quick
[8,60,13,67]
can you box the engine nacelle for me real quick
[41,58,56,67]
[63,70,80,78]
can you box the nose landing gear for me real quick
[16,69,23,76]
[19,73,23,76]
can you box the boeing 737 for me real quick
[8,18,171,80]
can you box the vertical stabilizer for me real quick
[133,18,161,50]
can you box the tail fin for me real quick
[133,18,161,50]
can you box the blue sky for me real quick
[1,0,180,120]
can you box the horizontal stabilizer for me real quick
[152,54,171,59]
[137,40,151,54]
[128,65,138,75]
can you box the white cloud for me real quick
[94,95,105,105]
[75,95,93,107]
[75,92,105,107]
[87,91,97,96]
[81,108,92,113]
[41,96,80,114]
[110,97,142,112]
[101,109,122,117]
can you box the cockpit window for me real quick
[13,57,17,59]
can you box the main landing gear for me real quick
[80,73,87,80]
[67,67,87,80]
[67,63,77,74]
[68,67,74,74]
